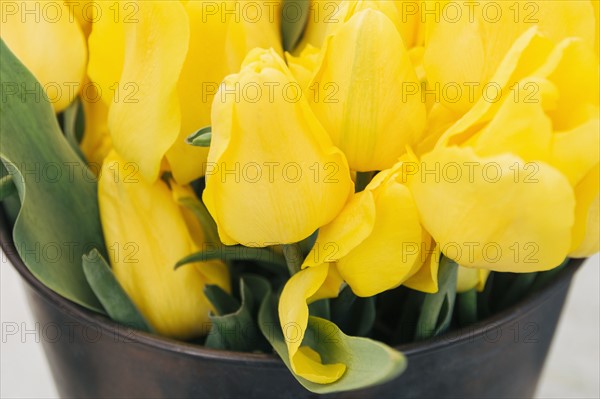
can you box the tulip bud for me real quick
[307,9,426,171]
[1,0,87,112]
[98,150,229,339]
[203,48,353,246]
[87,1,283,184]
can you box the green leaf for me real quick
[258,290,407,394]
[281,0,310,52]
[176,245,288,275]
[0,40,106,312]
[205,275,271,352]
[415,256,458,340]
[185,126,211,146]
[204,285,241,316]
[175,195,219,244]
[82,249,152,332]
[330,285,376,336]
[457,289,478,327]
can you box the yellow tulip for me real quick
[423,0,596,115]
[279,263,346,384]
[98,150,229,339]
[166,0,283,184]
[203,48,353,247]
[303,164,439,297]
[409,146,576,272]
[307,8,426,171]
[86,0,283,184]
[420,30,599,266]
[295,1,423,53]
[0,0,87,112]
[277,165,438,384]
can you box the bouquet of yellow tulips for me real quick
[1,0,598,393]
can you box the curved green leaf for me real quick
[175,195,219,244]
[330,285,376,337]
[0,40,106,312]
[204,284,241,316]
[258,291,407,394]
[82,249,152,332]
[205,275,271,352]
[176,245,287,275]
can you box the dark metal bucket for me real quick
[1,212,580,399]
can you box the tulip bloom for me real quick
[98,150,229,339]
[303,164,439,296]
[306,8,426,171]
[203,48,353,247]
[87,1,283,183]
[411,26,599,272]
[0,0,87,112]
[278,163,439,384]
[423,0,596,115]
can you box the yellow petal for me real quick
[336,179,423,296]
[279,264,346,384]
[594,0,600,54]
[424,1,596,115]
[98,150,229,339]
[79,90,112,171]
[87,1,126,106]
[551,118,600,186]
[303,190,376,267]
[309,8,425,171]
[203,48,353,246]
[107,1,189,182]
[410,147,575,272]
[457,266,490,293]
[64,0,93,36]
[570,164,600,257]
[166,0,283,184]
[294,0,342,52]
[286,44,321,93]
[1,0,87,112]
[403,239,440,294]
[471,79,555,163]
[434,29,553,147]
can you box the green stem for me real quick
[283,243,303,276]
[355,172,373,193]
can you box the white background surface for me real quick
[1,251,599,398]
